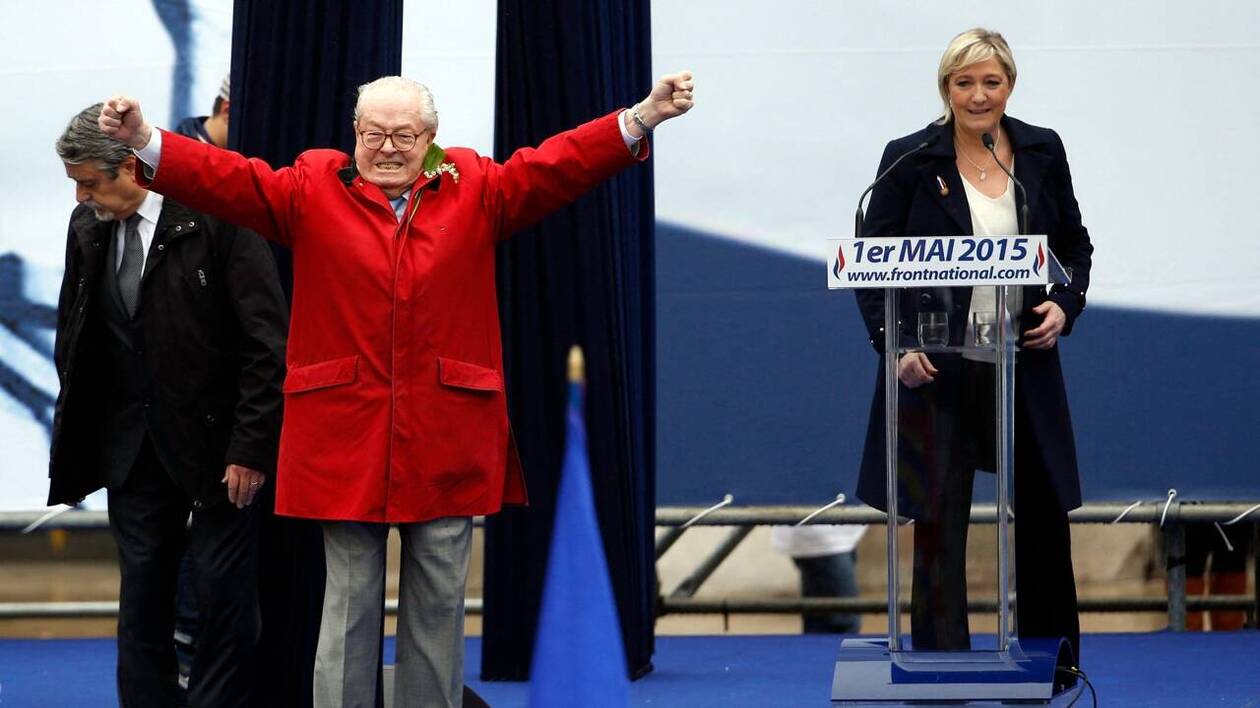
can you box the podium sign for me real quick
[829,234,1079,704]
[827,235,1050,289]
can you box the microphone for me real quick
[855,133,938,237]
[982,132,1029,235]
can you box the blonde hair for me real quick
[936,28,1017,124]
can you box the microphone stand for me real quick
[854,138,934,238]
[852,134,934,651]
[982,132,1028,237]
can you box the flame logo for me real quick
[1034,243,1045,275]
[833,244,846,278]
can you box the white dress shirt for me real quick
[115,191,165,273]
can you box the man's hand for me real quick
[99,96,153,149]
[630,71,695,134]
[1023,301,1066,350]
[898,351,938,389]
[223,464,266,509]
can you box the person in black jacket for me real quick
[854,29,1093,664]
[174,75,231,149]
[167,74,235,694]
[50,103,288,708]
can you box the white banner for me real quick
[826,235,1050,289]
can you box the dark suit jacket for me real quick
[48,197,288,508]
[854,115,1093,517]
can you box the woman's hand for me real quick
[1023,301,1066,349]
[898,351,938,388]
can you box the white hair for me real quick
[353,76,438,131]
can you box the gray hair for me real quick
[55,103,133,178]
[935,28,1018,125]
[353,76,439,132]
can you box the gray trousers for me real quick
[315,517,473,708]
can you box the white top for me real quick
[771,524,867,558]
[114,191,164,273]
[960,175,1021,363]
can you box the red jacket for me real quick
[143,111,646,522]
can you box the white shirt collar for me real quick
[134,190,164,226]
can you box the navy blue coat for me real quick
[854,115,1093,518]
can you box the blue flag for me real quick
[528,380,630,707]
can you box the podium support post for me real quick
[882,286,902,651]
[996,284,1013,651]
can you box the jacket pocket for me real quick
[438,357,503,393]
[283,355,359,394]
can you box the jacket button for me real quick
[157,244,165,251]
[143,399,151,408]
[174,225,182,232]
[205,414,216,425]
[187,221,195,228]
[920,293,933,305]
[193,500,203,509]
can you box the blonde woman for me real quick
[853,28,1093,663]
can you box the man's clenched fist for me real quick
[633,71,695,131]
[99,96,153,149]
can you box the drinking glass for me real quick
[973,311,997,347]
[917,312,948,348]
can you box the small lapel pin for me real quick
[936,175,949,197]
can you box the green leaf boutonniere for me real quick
[420,143,460,183]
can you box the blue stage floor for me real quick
[1,632,1257,706]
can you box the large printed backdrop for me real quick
[0,0,495,510]
[649,1,1260,504]
[2,1,1257,510]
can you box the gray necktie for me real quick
[117,213,143,317]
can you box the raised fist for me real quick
[99,95,153,149]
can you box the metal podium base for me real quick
[831,637,1081,705]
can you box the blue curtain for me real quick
[229,2,403,705]
[482,0,657,681]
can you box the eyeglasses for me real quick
[358,129,425,152]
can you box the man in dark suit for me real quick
[167,74,238,693]
[49,103,288,708]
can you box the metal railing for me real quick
[651,503,1260,631]
[2,503,1258,629]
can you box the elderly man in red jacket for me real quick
[98,70,694,707]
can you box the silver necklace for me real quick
[958,132,999,181]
